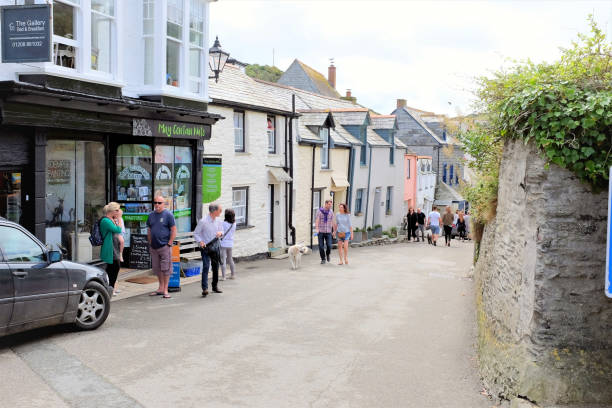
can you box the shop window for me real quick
[189,0,205,94]
[174,146,193,232]
[46,140,105,263]
[320,127,329,169]
[166,0,183,87]
[53,0,80,69]
[0,172,21,224]
[267,115,276,153]
[91,0,114,73]
[116,144,153,202]
[234,111,245,152]
[232,187,248,227]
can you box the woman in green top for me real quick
[100,202,123,291]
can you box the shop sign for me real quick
[202,157,221,203]
[47,160,71,185]
[155,165,172,181]
[118,165,151,181]
[133,119,211,140]
[173,208,191,219]
[176,164,190,179]
[1,5,51,63]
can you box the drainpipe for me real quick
[310,144,316,248]
[363,143,373,230]
[287,95,296,245]
[347,146,354,210]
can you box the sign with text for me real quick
[133,119,211,140]
[129,234,152,270]
[1,5,51,63]
[202,156,221,203]
[606,167,612,298]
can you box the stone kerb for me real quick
[474,139,612,405]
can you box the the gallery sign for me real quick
[1,4,51,63]
[133,119,211,140]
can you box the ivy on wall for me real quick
[459,17,612,224]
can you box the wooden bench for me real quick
[173,232,202,262]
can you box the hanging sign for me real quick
[202,156,221,203]
[1,5,51,63]
[133,119,211,140]
[606,166,612,298]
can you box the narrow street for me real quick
[0,241,490,408]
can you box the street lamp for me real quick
[209,36,229,83]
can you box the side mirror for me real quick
[48,250,62,263]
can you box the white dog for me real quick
[288,243,311,270]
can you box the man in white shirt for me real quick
[427,206,441,246]
[194,203,224,297]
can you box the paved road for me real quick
[0,241,491,408]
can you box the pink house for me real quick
[404,151,418,212]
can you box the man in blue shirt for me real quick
[147,195,177,298]
[193,203,223,297]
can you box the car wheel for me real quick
[75,281,110,330]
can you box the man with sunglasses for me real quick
[146,195,177,298]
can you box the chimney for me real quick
[397,99,407,109]
[346,89,352,98]
[328,59,336,89]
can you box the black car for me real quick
[0,218,111,336]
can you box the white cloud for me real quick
[210,0,612,116]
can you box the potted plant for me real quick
[374,224,383,237]
[390,226,398,238]
[352,227,362,243]
[367,226,374,240]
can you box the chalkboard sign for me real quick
[129,234,151,269]
[1,5,51,63]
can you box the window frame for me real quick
[188,0,205,94]
[90,0,116,75]
[234,111,245,152]
[359,127,367,165]
[449,164,454,185]
[320,126,330,169]
[355,188,364,214]
[52,0,81,70]
[312,189,322,230]
[232,186,249,227]
[267,115,276,154]
[443,163,447,183]
[407,159,411,179]
[385,186,393,214]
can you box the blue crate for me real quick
[184,266,201,277]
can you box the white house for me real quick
[416,156,436,214]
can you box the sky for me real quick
[210,1,612,117]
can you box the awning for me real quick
[267,166,292,183]
[331,175,350,190]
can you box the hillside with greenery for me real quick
[245,64,284,82]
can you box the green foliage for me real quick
[245,64,283,82]
[460,16,612,224]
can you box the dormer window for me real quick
[320,127,330,169]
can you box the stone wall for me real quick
[475,139,612,405]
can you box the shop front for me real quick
[0,80,219,267]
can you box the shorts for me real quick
[430,225,440,235]
[150,245,172,277]
[337,232,349,242]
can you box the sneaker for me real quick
[321,259,326,264]
[114,289,121,294]
[326,255,330,262]
[220,277,226,281]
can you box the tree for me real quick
[245,64,284,83]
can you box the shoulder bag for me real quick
[205,225,232,263]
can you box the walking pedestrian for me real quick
[335,203,353,265]
[442,206,454,247]
[146,195,177,299]
[220,208,237,280]
[427,206,441,246]
[315,199,335,264]
[194,203,224,297]
[415,208,426,242]
[100,202,124,294]
[457,211,467,240]
[464,210,472,240]
[406,208,418,241]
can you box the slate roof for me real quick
[435,181,465,203]
[370,115,397,130]
[297,110,333,127]
[331,109,369,126]
[366,127,390,147]
[278,59,341,99]
[333,125,362,146]
[394,138,408,149]
[397,107,445,144]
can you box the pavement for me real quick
[0,239,495,408]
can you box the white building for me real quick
[416,156,436,214]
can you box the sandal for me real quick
[338,262,343,265]
[149,292,163,296]
[162,294,171,299]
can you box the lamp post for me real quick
[209,36,229,83]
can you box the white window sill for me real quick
[235,152,250,156]
[19,66,126,89]
[135,86,209,103]
[320,168,332,172]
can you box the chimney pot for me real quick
[346,89,352,98]
[328,63,336,89]
[397,99,407,109]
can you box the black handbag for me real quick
[204,225,232,263]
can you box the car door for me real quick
[0,225,68,324]
[0,246,14,331]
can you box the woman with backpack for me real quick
[100,202,124,292]
[220,209,237,280]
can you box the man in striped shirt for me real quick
[315,199,336,264]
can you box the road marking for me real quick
[13,342,143,408]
